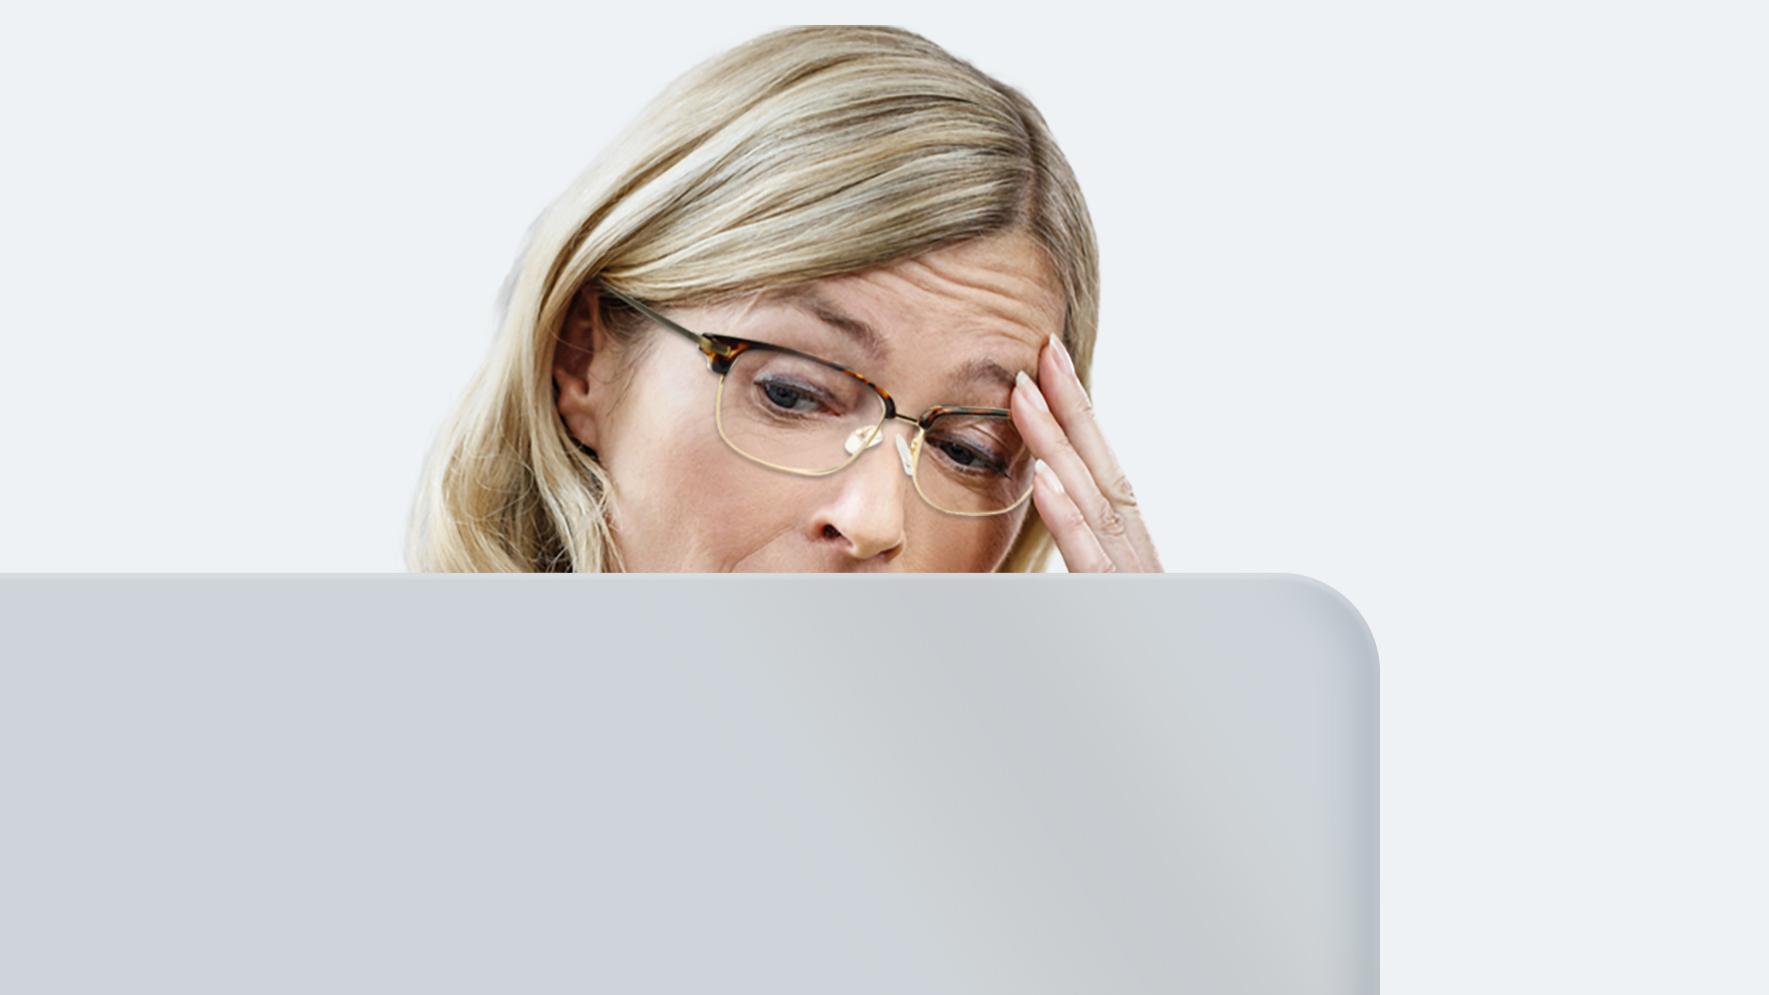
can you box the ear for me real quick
[553,282,612,456]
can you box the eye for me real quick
[930,436,1009,476]
[756,376,831,416]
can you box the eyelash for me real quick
[756,377,836,418]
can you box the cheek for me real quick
[618,401,804,560]
[913,505,1025,570]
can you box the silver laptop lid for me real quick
[0,573,1377,994]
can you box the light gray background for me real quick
[1,573,1375,994]
[2,5,1765,989]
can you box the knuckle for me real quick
[1096,499,1128,537]
[1108,471,1138,507]
[1063,505,1090,533]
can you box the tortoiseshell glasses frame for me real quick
[589,277,1035,518]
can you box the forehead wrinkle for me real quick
[877,248,1064,343]
[752,285,889,359]
[863,275,1047,407]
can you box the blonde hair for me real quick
[405,25,1100,572]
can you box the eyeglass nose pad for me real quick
[895,434,916,477]
[844,424,884,457]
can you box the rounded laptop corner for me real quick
[1270,572,1380,678]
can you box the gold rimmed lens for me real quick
[710,347,1032,517]
[910,411,1035,516]
[714,347,887,474]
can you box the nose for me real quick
[815,421,917,562]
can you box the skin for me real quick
[553,231,1164,572]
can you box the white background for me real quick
[3,3,1765,989]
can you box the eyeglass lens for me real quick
[714,348,1033,514]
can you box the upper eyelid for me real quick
[758,371,839,404]
[714,334,1014,417]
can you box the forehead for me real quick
[825,234,1066,340]
[742,234,1066,394]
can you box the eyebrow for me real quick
[951,356,1021,394]
[762,287,890,359]
[758,286,1027,400]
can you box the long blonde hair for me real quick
[406,25,1100,572]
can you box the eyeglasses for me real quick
[591,278,1035,517]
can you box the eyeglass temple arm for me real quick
[592,279,733,359]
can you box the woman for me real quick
[406,25,1164,574]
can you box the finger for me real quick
[1013,367,1149,572]
[1032,457,1116,573]
[1036,336,1164,572]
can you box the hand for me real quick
[1010,334,1165,573]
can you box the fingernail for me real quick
[1015,369,1048,412]
[1049,332,1074,376]
[1034,457,1063,493]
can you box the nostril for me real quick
[822,524,841,540]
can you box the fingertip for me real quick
[1015,369,1049,414]
[1047,332,1066,367]
[1041,338,1064,380]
